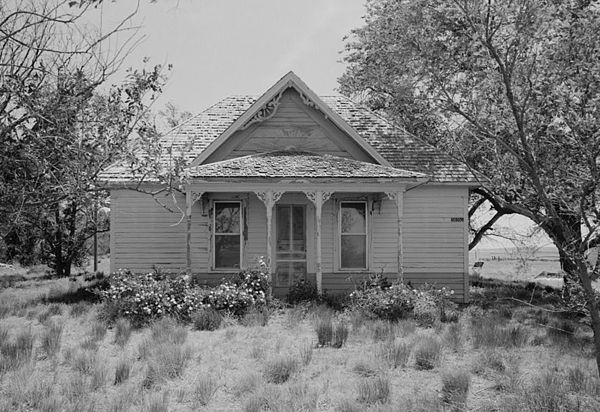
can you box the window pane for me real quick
[341,203,366,233]
[341,235,366,268]
[215,235,240,268]
[292,206,305,243]
[276,206,290,252]
[215,203,240,233]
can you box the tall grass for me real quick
[41,321,63,358]
[113,318,132,347]
[142,343,193,387]
[264,354,298,384]
[315,317,349,348]
[413,336,442,370]
[356,375,391,404]
[192,375,219,407]
[114,357,132,384]
[377,339,412,369]
[441,369,470,409]
[0,328,34,373]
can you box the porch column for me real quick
[254,190,284,275]
[304,191,333,294]
[185,189,204,276]
[386,188,406,280]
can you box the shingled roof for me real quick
[101,93,478,184]
[188,151,427,180]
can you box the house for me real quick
[101,72,478,301]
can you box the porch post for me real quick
[254,190,284,274]
[304,191,333,294]
[386,188,406,280]
[185,189,204,277]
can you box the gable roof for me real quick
[187,150,427,180]
[100,76,479,185]
[189,71,390,167]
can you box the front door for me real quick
[275,205,306,288]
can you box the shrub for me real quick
[264,354,298,384]
[191,307,222,331]
[98,270,208,325]
[114,318,132,347]
[231,260,270,305]
[441,369,470,408]
[356,376,390,404]
[414,336,442,370]
[41,321,63,358]
[349,281,416,321]
[286,279,319,304]
[204,283,255,316]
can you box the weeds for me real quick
[315,317,349,348]
[356,375,390,404]
[0,328,34,373]
[71,349,96,375]
[378,339,412,369]
[264,354,298,384]
[142,343,192,387]
[192,375,219,407]
[299,342,313,366]
[41,321,63,359]
[143,390,170,412]
[191,307,222,331]
[70,301,91,317]
[442,322,463,352]
[368,320,396,341]
[90,320,107,342]
[114,357,132,384]
[414,335,442,370]
[37,304,62,323]
[232,372,261,398]
[113,318,132,347]
[151,317,188,344]
[241,306,270,327]
[441,369,470,409]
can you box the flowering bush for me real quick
[348,276,456,323]
[97,269,208,326]
[349,281,417,321]
[98,263,271,325]
[230,259,270,306]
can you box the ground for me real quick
[1,262,600,411]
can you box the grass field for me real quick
[1,267,600,411]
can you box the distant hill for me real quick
[471,245,558,261]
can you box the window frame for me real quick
[212,200,243,270]
[338,200,369,270]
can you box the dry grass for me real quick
[1,272,600,411]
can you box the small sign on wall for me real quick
[451,217,464,222]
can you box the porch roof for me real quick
[186,151,427,180]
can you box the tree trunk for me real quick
[576,258,600,376]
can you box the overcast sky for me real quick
[88,0,365,113]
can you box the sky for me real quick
[84,0,366,113]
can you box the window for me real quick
[340,201,367,269]
[213,201,242,269]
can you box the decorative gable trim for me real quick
[189,71,391,167]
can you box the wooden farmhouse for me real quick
[101,72,478,301]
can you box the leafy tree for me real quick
[340,0,600,373]
[0,0,166,275]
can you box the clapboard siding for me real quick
[111,189,188,273]
[371,198,399,272]
[403,185,468,300]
